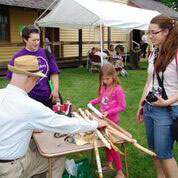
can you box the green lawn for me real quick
[0,61,177,178]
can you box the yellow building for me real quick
[0,0,177,74]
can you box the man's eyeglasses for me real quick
[147,30,163,36]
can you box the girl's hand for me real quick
[137,107,144,123]
[153,95,169,107]
[102,112,108,118]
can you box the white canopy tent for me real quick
[36,0,160,64]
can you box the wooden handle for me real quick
[93,138,103,178]
[87,104,132,138]
[72,112,84,120]
[85,109,92,119]
[133,142,157,157]
[87,103,103,118]
[87,106,156,157]
[78,108,89,120]
[104,118,132,138]
[100,130,124,155]
[85,109,99,121]
[96,130,111,149]
[108,126,134,143]
[78,109,111,149]
[108,126,156,157]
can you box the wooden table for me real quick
[33,132,129,178]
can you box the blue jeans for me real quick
[143,103,178,160]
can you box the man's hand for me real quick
[95,118,108,128]
[102,112,108,118]
[33,129,43,133]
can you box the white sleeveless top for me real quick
[147,50,178,106]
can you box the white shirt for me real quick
[147,51,178,106]
[0,84,98,160]
[95,51,107,59]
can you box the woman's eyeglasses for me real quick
[147,30,163,36]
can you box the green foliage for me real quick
[160,0,178,11]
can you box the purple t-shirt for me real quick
[6,48,60,100]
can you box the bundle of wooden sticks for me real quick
[72,104,156,178]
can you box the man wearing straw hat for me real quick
[0,55,107,178]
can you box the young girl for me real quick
[90,63,126,178]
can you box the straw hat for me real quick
[8,55,46,78]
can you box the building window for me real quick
[0,6,9,42]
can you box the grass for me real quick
[0,61,177,178]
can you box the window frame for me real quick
[0,6,10,42]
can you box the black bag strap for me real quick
[156,73,168,100]
[152,48,168,100]
[44,48,64,104]
[45,48,50,61]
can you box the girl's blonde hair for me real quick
[150,15,178,73]
[98,63,120,96]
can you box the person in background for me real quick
[108,44,116,57]
[6,24,59,109]
[90,47,97,56]
[137,15,178,178]
[110,45,127,76]
[0,55,107,178]
[115,45,125,60]
[90,63,126,178]
[141,32,148,58]
[94,47,109,64]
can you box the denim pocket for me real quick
[171,105,178,121]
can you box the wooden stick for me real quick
[108,126,134,143]
[133,142,157,157]
[87,105,157,157]
[87,103,103,118]
[79,108,111,149]
[104,118,132,138]
[78,108,89,120]
[108,126,156,157]
[72,112,84,120]
[100,130,124,155]
[86,109,123,153]
[85,109,98,121]
[87,104,132,138]
[85,109,92,119]
[96,130,111,149]
[93,136,103,178]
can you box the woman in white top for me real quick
[137,15,178,178]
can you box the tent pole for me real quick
[100,20,103,66]
[34,0,58,25]
[125,33,128,66]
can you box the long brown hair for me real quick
[98,63,120,96]
[150,15,178,73]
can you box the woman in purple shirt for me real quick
[6,25,60,109]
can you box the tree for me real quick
[160,0,178,12]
